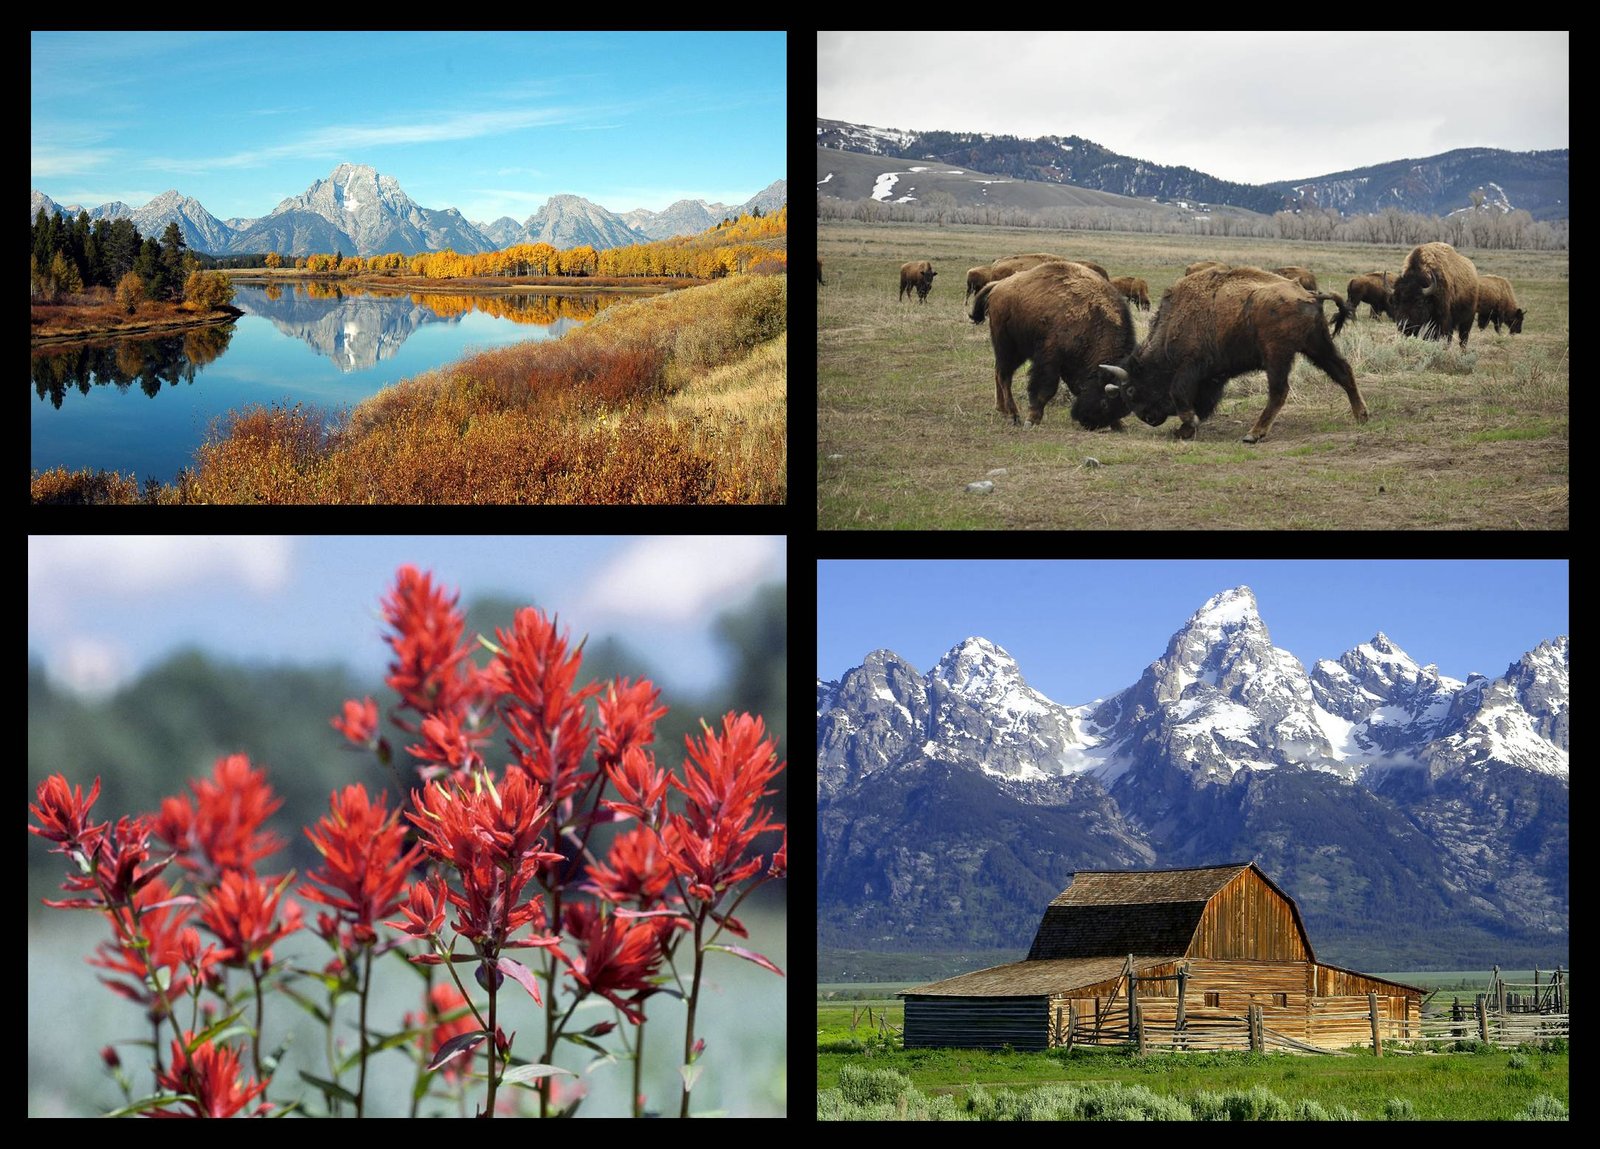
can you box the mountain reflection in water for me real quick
[239,282,617,372]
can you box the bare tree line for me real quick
[818,194,1568,252]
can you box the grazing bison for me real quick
[1271,266,1318,291]
[817,257,825,285]
[966,253,1110,302]
[1475,274,1525,334]
[968,260,1136,428]
[1111,275,1151,312]
[1077,265,1367,443]
[1185,260,1229,276]
[899,260,937,303]
[1390,242,1479,346]
[1347,272,1393,319]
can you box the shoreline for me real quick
[30,305,245,348]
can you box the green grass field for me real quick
[818,223,1568,529]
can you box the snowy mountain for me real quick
[230,163,496,257]
[818,586,1569,968]
[32,168,785,257]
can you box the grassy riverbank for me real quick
[30,292,241,344]
[31,272,786,504]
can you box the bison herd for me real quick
[862,241,1525,443]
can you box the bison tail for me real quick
[970,282,996,325]
[1318,291,1352,337]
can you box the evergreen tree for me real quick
[159,222,187,301]
[135,237,165,301]
[103,218,142,286]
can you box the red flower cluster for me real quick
[404,770,562,953]
[197,871,303,969]
[28,774,107,854]
[90,878,215,1017]
[153,754,285,882]
[497,607,600,807]
[301,784,424,946]
[151,1035,271,1118]
[664,713,785,902]
[556,903,663,1024]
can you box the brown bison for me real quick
[899,260,937,303]
[1185,260,1229,276]
[968,260,1136,428]
[966,253,1109,302]
[817,257,825,285]
[1271,266,1318,291]
[1390,242,1479,346]
[1077,265,1368,443]
[1475,274,1525,334]
[1111,275,1151,312]
[1347,272,1393,319]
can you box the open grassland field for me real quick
[818,223,1568,529]
[817,1044,1568,1121]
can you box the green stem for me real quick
[632,1013,646,1117]
[356,944,373,1118]
[251,965,267,1081]
[679,908,707,1119]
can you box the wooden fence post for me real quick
[1369,992,1382,1056]
[1066,1000,1076,1051]
[1248,1004,1262,1053]
[1136,1004,1146,1055]
[1127,954,1138,1045]
[1176,965,1188,1051]
[1476,994,1489,1043]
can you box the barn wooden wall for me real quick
[1190,869,1310,960]
[903,995,1049,1051]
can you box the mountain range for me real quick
[818,586,1568,973]
[31,164,788,256]
[818,116,1569,221]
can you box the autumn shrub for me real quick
[187,404,334,504]
[30,466,142,505]
[115,272,144,314]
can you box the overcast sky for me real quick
[818,31,1569,187]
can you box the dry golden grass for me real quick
[40,272,788,505]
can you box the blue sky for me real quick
[31,31,786,223]
[819,560,1568,704]
[29,536,786,698]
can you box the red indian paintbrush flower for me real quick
[150,1035,271,1118]
[663,713,785,900]
[197,870,303,969]
[381,564,476,725]
[596,677,667,771]
[556,902,662,1024]
[497,607,599,807]
[89,877,214,1017]
[331,697,380,747]
[586,823,678,909]
[405,770,563,950]
[603,745,670,827]
[29,774,107,854]
[44,813,169,910]
[153,754,286,882]
[300,784,424,945]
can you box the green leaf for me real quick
[298,1070,359,1106]
[679,1062,702,1092]
[582,1052,618,1077]
[185,1009,247,1052]
[336,1026,422,1074]
[558,1032,612,1056]
[102,1092,200,1117]
[276,984,332,1025]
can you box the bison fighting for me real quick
[899,260,937,303]
[1390,242,1479,346]
[968,259,1136,428]
[1077,265,1368,443]
[966,254,1110,302]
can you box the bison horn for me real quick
[1100,364,1129,382]
[1421,270,1438,297]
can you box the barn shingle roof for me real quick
[902,955,1176,997]
[1026,862,1255,961]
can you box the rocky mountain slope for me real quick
[818,587,1569,968]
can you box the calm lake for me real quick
[31,281,641,486]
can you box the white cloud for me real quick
[47,635,134,698]
[28,536,296,627]
[579,536,783,623]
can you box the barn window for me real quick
[1204,992,1220,1007]
[1275,993,1288,1008]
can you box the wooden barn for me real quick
[900,862,1424,1052]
